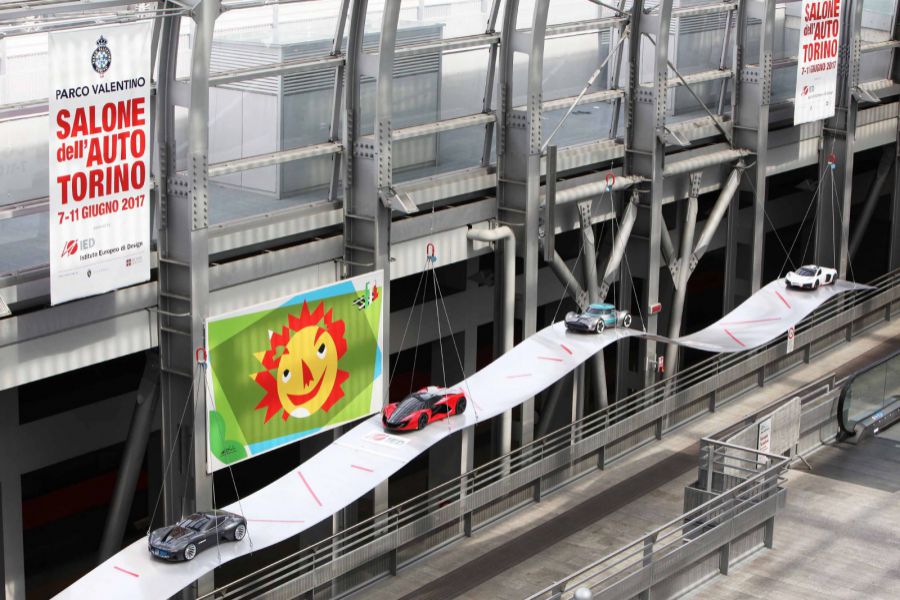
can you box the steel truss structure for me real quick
[3,0,900,597]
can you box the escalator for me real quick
[837,348,900,442]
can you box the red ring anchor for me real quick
[196,347,208,364]
[827,153,837,165]
[605,173,616,190]
[426,242,437,263]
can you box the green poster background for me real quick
[206,275,383,470]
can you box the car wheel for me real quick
[814,281,820,290]
[596,321,605,333]
[456,398,467,415]
[622,314,632,328]
[184,544,197,561]
[417,414,428,430]
[233,524,246,541]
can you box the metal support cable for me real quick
[541,29,630,154]
[641,32,733,144]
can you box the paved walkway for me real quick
[349,318,900,600]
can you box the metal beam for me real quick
[691,165,744,266]
[665,174,700,378]
[731,0,773,300]
[598,192,639,300]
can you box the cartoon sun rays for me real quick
[252,301,350,423]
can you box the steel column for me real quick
[156,2,217,596]
[817,0,865,277]
[497,0,548,447]
[732,0,773,296]
[665,176,699,377]
[620,0,669,390]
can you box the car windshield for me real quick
[586,307,612,316]
[182,515,210,531]
[391,397,426,420]
[797,267,817,276]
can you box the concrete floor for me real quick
[349,318,900,600]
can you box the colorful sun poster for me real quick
[205,271,384,471]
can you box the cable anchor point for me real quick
[827,153,837,170]
[605,172,616,192]
[426,242,437,264]
[196,346,208,367]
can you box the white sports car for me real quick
[785,265,837,290]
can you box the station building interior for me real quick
[1,1,899,599]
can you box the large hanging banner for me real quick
[794,0,842,125]
[48,22,152,305]
[205,272,385,471]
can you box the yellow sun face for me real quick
[252,301,350,423]
[276,325,341,417]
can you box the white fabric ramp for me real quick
[55,278,869,599]
[56,325,644,600]
[674,278,871,353]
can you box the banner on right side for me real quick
[794,0,842,125]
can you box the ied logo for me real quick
[91,35,111,75]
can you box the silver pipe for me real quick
[467,225,515,454]
[663,148,752,177]
[553,174,645,205]
[692,164,743,261]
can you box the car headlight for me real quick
[565,311,576,321]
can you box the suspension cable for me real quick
[431,266,482,420]
[146,368,197,535]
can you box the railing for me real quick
[202,268,900,600]
[524,440,789,600]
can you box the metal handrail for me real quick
[525,440,789,599]
[202,268,900,600]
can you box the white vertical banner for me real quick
[48,23,152,305]
[794,0,842,125]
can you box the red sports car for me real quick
[382,386,467,431]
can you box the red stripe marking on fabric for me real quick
[723,328,746,347]
[351,464,374,472]
[560,344,573,355]
[774,290,791,309]
[538,356,564,362]
[719,317,782,326]
[114,566,139,578]
[246,518,305,524]
[297,471,323,507]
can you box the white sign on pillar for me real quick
[48,22,152,305]
[757,417,773,466]
[787,325,796,353]
[794,0,842,125]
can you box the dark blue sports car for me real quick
[148,510,247,561]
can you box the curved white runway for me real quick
[55,278,870,599]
